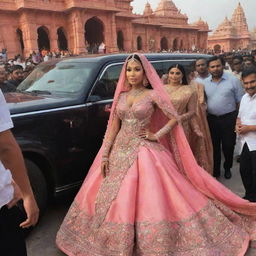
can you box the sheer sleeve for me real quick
[150,91,179,140]
[102,95,122,159]
[184,90,204,137]
[180,90,197,123]
[150,90,178,120]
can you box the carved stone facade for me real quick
[0,0,209,58]
[208,3,253,53]
[251,27,256,49]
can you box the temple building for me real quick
[251,27,256,49]
[208,3,253,53]
[0,0,209,58]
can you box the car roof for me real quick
[39,53,212,66]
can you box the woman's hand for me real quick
[139,129,157,141]
[101,159,109,178]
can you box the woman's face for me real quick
[126,59,144,87]
[168,67,183,84]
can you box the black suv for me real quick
[5,53,211,210]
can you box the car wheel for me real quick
[25,159,48,212]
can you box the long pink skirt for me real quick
[56,145,255,256]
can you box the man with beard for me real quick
[6,65,24,89]
[204,56,244,179]
[236,68,256,202]
[194,58,210,84]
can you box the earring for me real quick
[143,77,149,87]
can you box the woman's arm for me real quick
[102,114,121,159]
[139,91,178,141]
[180,91,197,122]
[101,113,121,177]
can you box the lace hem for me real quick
[57,200,252,256]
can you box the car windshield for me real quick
[17,62,97,95]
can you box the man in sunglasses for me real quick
[236,67,256,202]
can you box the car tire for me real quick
[25,159,48,212]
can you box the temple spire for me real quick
[155,0,180,16]
[231,2,249,35]
[143,1,153,16]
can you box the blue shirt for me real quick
[203,72,244,116]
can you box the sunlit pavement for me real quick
[26,159,256,256]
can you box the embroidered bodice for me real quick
[116,92,155,138]
[164,85,196,116]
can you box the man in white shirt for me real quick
[0,90,39,255]
[236,68,256,202]
[194,58,210,84]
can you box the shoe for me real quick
[213,171,220,178]
[236,155,240,163]
[224,169,232,179]
[242,195,249,200]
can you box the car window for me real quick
[18,62,97,95]
[91,64,123,100]
[151,62,163,78]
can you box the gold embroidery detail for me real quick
[57,201,252,256]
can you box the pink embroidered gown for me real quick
[56,90,256,256]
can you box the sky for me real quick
[131,0,255,31]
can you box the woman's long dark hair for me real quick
[167,64,188,85]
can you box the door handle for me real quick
[104,104,112,113]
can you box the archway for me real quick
[214,44,221,53]
[117,30,124,51]
[57,27,68,51]
[37,26,50,51]
[160,37,168,51]
[137,36,142,51]
[173,38,178,51]
[85,17,104,53]
[16,28,24,54]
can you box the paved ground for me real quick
[26,160,256,256]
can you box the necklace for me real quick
[128,88,145,98]
[166,84,182,93]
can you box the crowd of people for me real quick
[1,47,256,256]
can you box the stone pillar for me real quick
[50,27,58,52]
[22,23,38,57]
[124,22,132,51]
[2,25,19,58]
[70,10,86,55]
[105,14,118,53]
[18,11,39,57]
[155,31,161,52]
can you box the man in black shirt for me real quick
[0,67,16,93]
[5,65,24,90]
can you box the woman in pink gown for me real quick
[56,54,256,256]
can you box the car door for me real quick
[85,63,123,169]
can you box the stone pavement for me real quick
[26,160,256,256]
